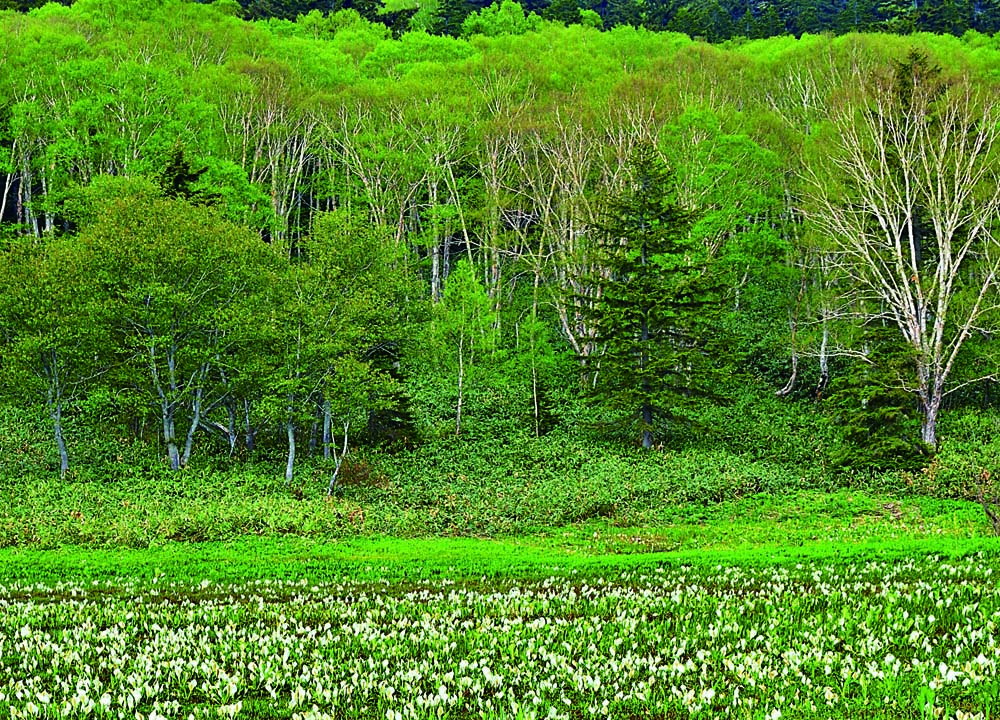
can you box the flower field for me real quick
[1,552,998,720]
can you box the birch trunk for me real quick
[804,74,1000,450]
[285,415,296,485]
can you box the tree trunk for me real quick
[47,384,69,479]
[0,165,14,224]
[326,420,350,496]
[455,334,464,436]
[640,238,653,449]
[920,394,940,450]
[816,318,829,399]
[244,399,255,452]
[322,397,332,461]
[225,398,238,455]
[285,418,296,485]
[163,405,180,471]
[429,177,442,303]
[531,327,540,439]
[181,382,204,468]
[641,402,653,450]
[431,242,441,303]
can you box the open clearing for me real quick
[2,536,999,720]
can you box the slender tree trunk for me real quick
[225,398,238,455]
[0,166,14,224]
[40,164,53,234]
[816,318,829,399]
[285,416,296,485]
[181,381,205,468]
[431,242,441,303]
[244,399,255,452]
[455,334,464,436]
[531,262,543,438]
[326,420,350,496]
[640,236,653,450]
[777,264,807,397]
[47,381,69,479]
[163,405,180,471]
[429,178,442,303]
[322,397,332,461]
[146,336,179,470]
[920,391,940,449]
[641,402,653,450]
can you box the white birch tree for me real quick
[804,55,1000,450]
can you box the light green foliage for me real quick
[210,0,243,18]
[2,1,1000,535]
[380,0,421,13]
[461,0,541,36]
[421,259,495,436]
[74,179,274,470]
[358,30,478,77]
[0,231,114,476]
[579,8,603,28]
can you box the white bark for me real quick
[805,75,1000,449]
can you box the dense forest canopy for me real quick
[4,0,1000,37]
[1,0,998,485]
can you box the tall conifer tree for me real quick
[584,144,724,449]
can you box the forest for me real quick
[4,5,1000,717]
[1,0,999,525]
[4,0,1000,39]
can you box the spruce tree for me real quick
[584,144,724,449]
[827,325,929,472]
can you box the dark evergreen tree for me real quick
[828,325,929,472]
[603,0,643,26]
[641,0,673,29]
[971,0,1000,33]
[668,5,708,36]
[917,0,967,34]
[791,0,822,35]
[427,0,475,35]
[755,2,785,35]
[158,145,221,207]
[833,0,876,33]
[583,145,724,450]
[703,0,735,39]
[542,0,582,23]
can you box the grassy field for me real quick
[3,486,1000,720]
[2,533,999,720]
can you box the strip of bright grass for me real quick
[2,538,999,720]
[2,490,997,720]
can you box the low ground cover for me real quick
[2,403,998,718]
[1,540,998,719]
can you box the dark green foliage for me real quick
[430,0,474,34]
[583,145,725,449]
[5,0,987,36]
[542,0,581,22]
[158,144,221,206]
[602,0,643,27]
[828,326,930,473]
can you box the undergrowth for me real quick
[1,399,997,549]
